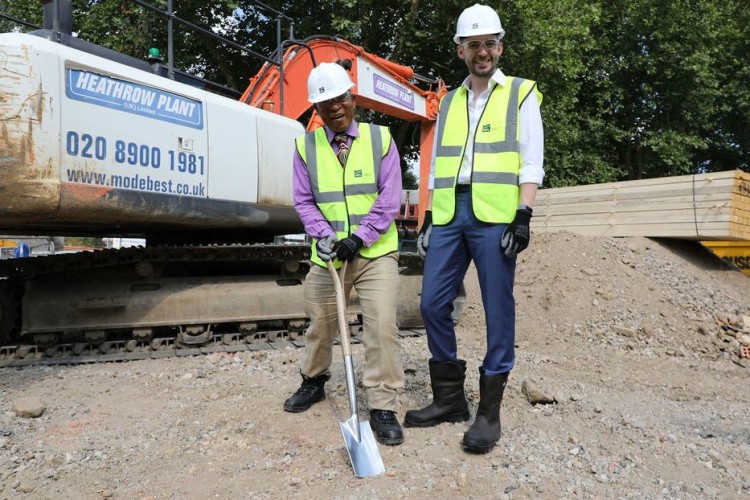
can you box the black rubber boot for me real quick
[403,360,470,427]
[283,374,327,413]
[462,368,508,453]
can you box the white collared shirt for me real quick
[428,69,545,188]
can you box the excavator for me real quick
[0,1,450,364]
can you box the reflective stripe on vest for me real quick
[295,123,398,267]
[433,77,541,224]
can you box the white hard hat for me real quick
[454,3,505,44]
[307,62,355,103]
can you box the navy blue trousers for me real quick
[420,188,517,375]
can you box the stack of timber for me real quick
[531,170,750,241]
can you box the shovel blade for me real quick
[340,416,385,478]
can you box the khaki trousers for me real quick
[300,253,404,411]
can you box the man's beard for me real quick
[466,55,498,77]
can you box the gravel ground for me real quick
[1,232,749,499]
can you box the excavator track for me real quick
[0,326,428,368]
[0,244,428,367]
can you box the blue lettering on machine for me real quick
[65,68,204,129]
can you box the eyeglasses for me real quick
[318,92,353,108]
[462,39,501,52]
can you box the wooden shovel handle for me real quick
[326,260,352,356]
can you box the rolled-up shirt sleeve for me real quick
[519,91,545,186]
[352,138,402,247]
[427,112,440,191]
[292,149,335,240]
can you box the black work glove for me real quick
[315,234,338,262]
[334,234,363,262]
[500,207,533,258]
[416,210,433,258]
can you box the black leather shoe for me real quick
[283,375,326,413]
[369,410,404,445]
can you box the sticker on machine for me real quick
[65,68,204,129]
[372,74,415,110]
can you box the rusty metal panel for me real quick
[1,33,305,236]
[0,33,61,220]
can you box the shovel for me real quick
[326,260,385,478]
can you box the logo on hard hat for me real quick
[319,87,325,94]
[471,23,479,29]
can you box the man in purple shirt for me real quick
[284,62,405,446]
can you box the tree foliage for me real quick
[1,0,748,187]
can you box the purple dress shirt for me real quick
[292,120,402,247]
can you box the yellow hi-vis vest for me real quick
[295,123,398,268]
[432,77,542,225]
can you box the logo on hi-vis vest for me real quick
[482,124,491,132]
[354,170,363,178]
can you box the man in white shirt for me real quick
[404,3,545,454]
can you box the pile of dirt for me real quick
[1,231,749,499]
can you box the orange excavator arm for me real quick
[240,35,447,221]
[240,36,445,123]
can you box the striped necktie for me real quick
[333,133,349,166]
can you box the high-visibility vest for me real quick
[432,77,542,224]
[295,123,398,267]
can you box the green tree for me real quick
[0,1,42,31]
[575,0,749,180]
[498,0,615,187]
[706,0,750,173]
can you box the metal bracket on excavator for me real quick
[176,325,213,346]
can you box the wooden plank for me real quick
[543,176,737,197]
[532,218,750,238]
[535,191,736,208]
[534,208,733,224]
[531,221,748,239]
[534,199,732,216]
[537,171,737,195]
[535,178,737,205]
